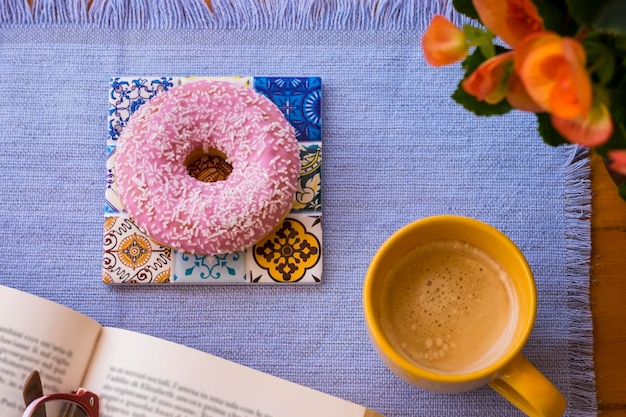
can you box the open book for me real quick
[0,286,382,417]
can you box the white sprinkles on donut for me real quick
[115,80,300,255]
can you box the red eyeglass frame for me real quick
[22,388,99,417]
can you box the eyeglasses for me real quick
[22,371,99,417]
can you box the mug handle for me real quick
[489,354,567,417]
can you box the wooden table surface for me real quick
[590,153,626,416]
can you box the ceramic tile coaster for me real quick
[103,76,322,284]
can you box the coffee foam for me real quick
[379,240,518,375]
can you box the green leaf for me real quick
[460,46,487,73]
[613,78,626,115]
[566,0,600,25]
[453,0,479,21]
[462,24,485,44]
[594,81,626,157]
[615,35,626,52]
[532,0,568,34]
[608,47,626,89]
[479,41,496,60]
[536,113,569,147]
[462,24,496,59]
[593,1,626,36]
[584,39,616,86]
[566,0,626,35]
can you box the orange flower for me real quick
[462,51,514,104]
[505,70,544,112]
[473,0,544,48]
[422,15,468,67]
[607,150,626,176]
[514,32,592,120]
[551,100,613,147]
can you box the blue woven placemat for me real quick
[0,1,596,416]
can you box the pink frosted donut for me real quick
[115,80,300,255]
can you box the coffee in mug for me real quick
[363,215,567,417]
[379,240,517,375]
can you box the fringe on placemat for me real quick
[563,145,598,416]
[1,0,463,29]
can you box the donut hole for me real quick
[185,148,233,183]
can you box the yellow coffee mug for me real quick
[363,215,567,417]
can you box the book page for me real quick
[84,327,376,417]
[0,286,102,416]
